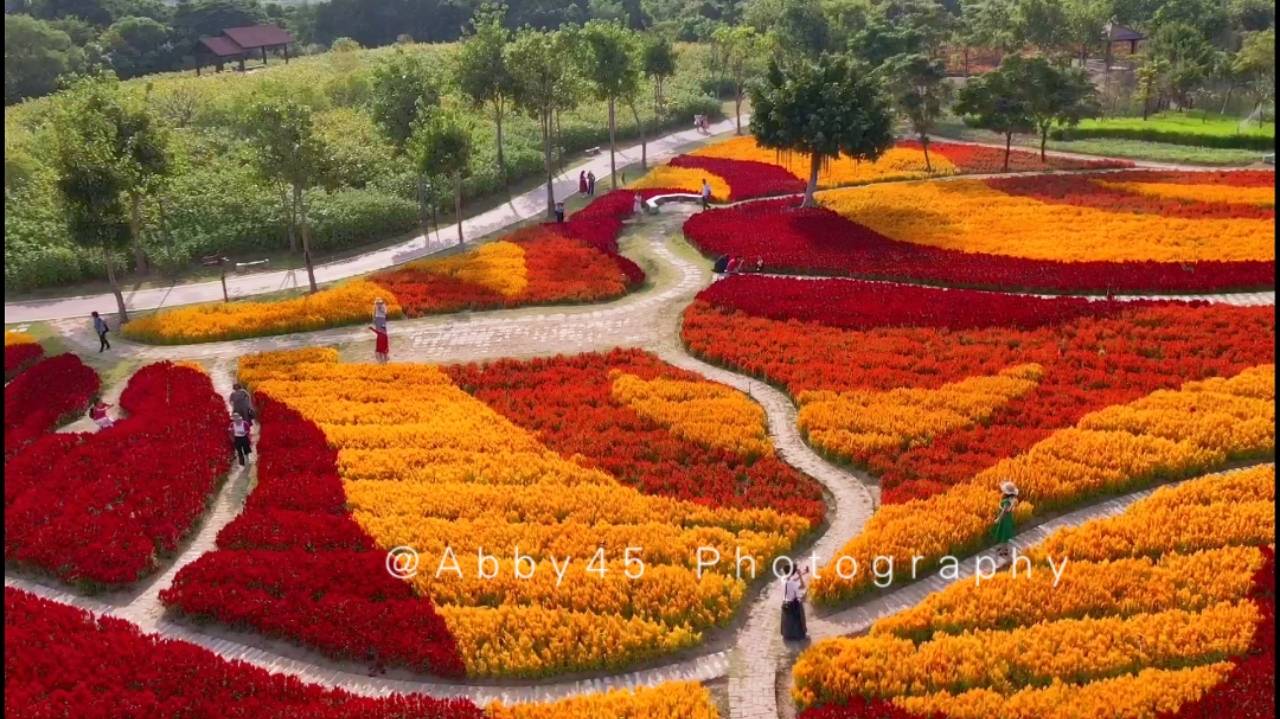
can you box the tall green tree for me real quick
[744,0,830,58]
[367,49,440,148]
[1147,22,1217,109]
[954,58,1035,170]
[116,97,171,274]
[851,0,951,66]
[245,98,327,293]
[1234,29,1275,119]
[102,15,174,79]
[583,20,640,189]
[51,77,132,321]
[457,3,516,179]
[749,53,895,207]
[410,111,473,246]
[5,14,83,104]
[1135,54,1169,119]
[712,24,768,135]
[1015,56,1099,159]
[506,26,582,219]
[888,53,950,171]
[637,32,676,169]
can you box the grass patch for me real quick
[1051,110,1274,150]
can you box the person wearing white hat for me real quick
[991,481,1019,561]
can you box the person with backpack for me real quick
[91,311,111,352]
[228,383,255,422]
[229,412,253,467]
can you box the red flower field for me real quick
[3,353,99,457]
[5,363,229,586]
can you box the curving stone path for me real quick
[6,175,1277,716]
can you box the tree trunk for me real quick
[608,96,618,190]
[155,195,174,249]
[920,134,932,172]
[1220,85,1233,114]
[102,240,129,323]
[802,153,822,208]
[494,100,506,183]
[1003,132,1013,171]
[963,47,969,77]
[734,84,743,135]
[630,99,646,171]
[1040,125,1049,161]
[128,192,149,275]
[542,110,555,219]
[293,183,318,294]
[417,174,431,236]
[455,174,464,246]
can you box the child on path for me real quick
[229,412,252,467]
[700,179,712,209]
[91,311,111,352]
[89,397,114,430]
[370,325,390,364]
[633,193,644,215]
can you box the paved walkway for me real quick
[4,116,746,324]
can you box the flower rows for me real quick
[611,370,773,458]
[6,362,230,586]
[167,349,811,678]
[809,363,1274,603]
[121,190,654,345]
[684,277,1276,504]
[1006,172,1275,218]
[6,586,722,717]
[4,331,42,381]
[628,164,734,201]
[794,466,1276,719]
[3,353,99,456]
[682,176,1276,294]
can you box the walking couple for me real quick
[578,170,597,196]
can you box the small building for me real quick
[196,24,294,75]
[1104,22,1145,56]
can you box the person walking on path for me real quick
[781,564,809,641]
[578,171,588,195]
[700,179,712,210]
[587,171,596,196]
[370,325,390,364]
[372,298,388,332]
[229,412,252,467]
[91,311,111,352]
[992,481,1020,562]
[632,193,644,215]
[228,383,255,422]
[89,397,114,430]
[554,201,566,223]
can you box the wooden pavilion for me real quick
[196,24,294,75]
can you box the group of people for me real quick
[578,170,598,196]
[779,481,1021,642]
[713,255,765,276]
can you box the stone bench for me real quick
[644,193,703,212]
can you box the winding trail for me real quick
[5,170,1276,715]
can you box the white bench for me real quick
[644,193,703,212]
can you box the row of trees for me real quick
[751,49,1098,208]
[43,8,687,317]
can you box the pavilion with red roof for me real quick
[196,24,294,75]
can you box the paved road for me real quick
[3,116,746,324]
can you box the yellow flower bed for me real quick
[488,681,720,719]
[4,330,37,346]
[611,371,772,457]
[408,240,528,297]
[873,545,1267,639]
[818,180,1276,263]
[810,365,1275,604]
[691,135,957,187]
[1030,464,1276,563]
[121,280,400,344]
[627,165,731,202]
[795,601,1256,700]
[894,663,1234,719]
[243,350,810,677]
[798,364,1042,457]
[1095,179,1276,206]
[794,463,1275,717]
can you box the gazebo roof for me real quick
[199,35,246,57]
[222,24,293,49]
[1106,23,1145,42]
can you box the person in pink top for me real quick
[229,412,252,467]
[88,397,114,430]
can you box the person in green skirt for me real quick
[991,481,1019,562]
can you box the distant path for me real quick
[3,116,746,324]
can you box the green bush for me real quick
[1050,125,1275,150]
[307,188,419,252]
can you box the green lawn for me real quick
[1051,110,1274,150]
